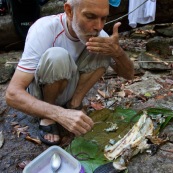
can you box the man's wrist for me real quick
[112,47,124,60]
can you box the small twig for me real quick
[160,148,173,153]
[6,61,19,64]
[137,61,173,63]
[94,121,104,125]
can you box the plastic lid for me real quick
[109,0,121,7]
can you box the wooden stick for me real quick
[136,61,173,63]
[6,61,18,64]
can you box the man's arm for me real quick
[6,70,93,136]
[110,46,134,80]
[86,22,134,80]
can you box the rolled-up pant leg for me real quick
[29,47,79,106]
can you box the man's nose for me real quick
[94,19,104,31]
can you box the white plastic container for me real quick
[23,146,85,173]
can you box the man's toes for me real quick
[54,135,60,142]
[44,134,51,141]
[44,134,60,142]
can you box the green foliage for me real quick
[66,107,173,173]
[66,137,109,172]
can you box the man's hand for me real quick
[55,108,94,136]
[86,22,122,57]
[86,22,134,80]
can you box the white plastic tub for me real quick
[23,146,85,173]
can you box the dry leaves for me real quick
[91,101,105,110]
[18,160,31,169]
[25,135,42,145]
[13,125,29,137]
[97,89,110,98]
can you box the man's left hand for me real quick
[86,22,122,57]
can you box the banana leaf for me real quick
[66,107,173,173]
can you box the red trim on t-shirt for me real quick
[17,65,36,71]
[53,13,79,46]
[52,14,65,47]
[53,30,64,47]
[60,14,64,28]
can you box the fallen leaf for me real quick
[167,91,172,96]
[25,135,42,145]
[136,94,147,101]
[125,102,132,108]
[96,94,101,100]
[97,89,110,98]
[91,101,104,110]
[18,160,31,169]
[146,135,168,145]
[13,126,29,137]
[124,89,133,97]
[10,121,19,126]
[155,95,165,100]
[117,91,125,97]
[8,114,17,118]
[165,78,173,85]
[144,92,152,97]
[0,131,4,148]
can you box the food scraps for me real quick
[104,111,167,171]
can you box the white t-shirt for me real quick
[17,13,109,73]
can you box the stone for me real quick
[138,52,173,70]
[146,37,173,56]
[0,51,22,84]
[125,78,162,95]
[154,23,173,37]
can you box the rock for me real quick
[125,78,162,95]
[146,37,173,56]
[154,23,173,37]
[40,0,65,17]
[0,51,22,84]
[138,37,173,70]
[130,32,149,39]
[0,64,15,84]
[138,52,173,70]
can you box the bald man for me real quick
[6,0,134,145]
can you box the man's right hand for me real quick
[54,108,94,136]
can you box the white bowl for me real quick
[23,146,84,173]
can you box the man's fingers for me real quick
[73,125,90,136]
[72,116,93,136]
[113,22,121,35]
[61,109,94,136]
[82,114,94,128]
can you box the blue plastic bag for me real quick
[109,0,121,7]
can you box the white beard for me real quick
[71,11,99,44]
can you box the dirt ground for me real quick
[0,29,173,173]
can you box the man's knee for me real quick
[41,47,71,69]
[37,47,77,82]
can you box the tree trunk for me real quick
[0,0,173,50]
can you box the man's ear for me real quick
[64,3,73,21]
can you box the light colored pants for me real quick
[29,47,110,106]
